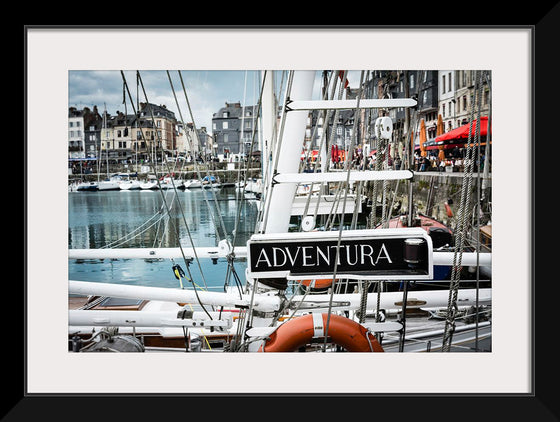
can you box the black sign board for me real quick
[247,230,433,281]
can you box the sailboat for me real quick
[97,175,122,191]
[76,180,98,191]
[68,70,491,353]
[119,175,142,190]
[97,105,122,191]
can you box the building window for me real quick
[223,112,229,118]
[223,121,228,130]
[448,72,452,92]
[410,73,415,89]
[442,75,446,93]
[224,133,228,143]
[463,95,467,111]
[442,104,446,117]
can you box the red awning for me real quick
[434,116,490,143]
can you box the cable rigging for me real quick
[121,70,214,320]
[441,70,485,352]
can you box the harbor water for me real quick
[68,187,258,290]
[68,173,490,290]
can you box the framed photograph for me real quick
[24,23,544,419]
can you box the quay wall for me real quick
[394,171,492,229]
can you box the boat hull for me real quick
[98,181,121,191]
[76,183,98,191]
[119,181,141,190]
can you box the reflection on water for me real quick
[68,188,257,287]
[68,187,258,249]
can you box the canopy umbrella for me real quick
[435,116,490,143]
[436,114,445,161]
[419,119,427,157]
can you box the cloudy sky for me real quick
[68,70,362,134]
[69,70,263,133]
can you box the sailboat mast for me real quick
[101,103,107,182]
[260,70,275,196]
[263,71,315,234]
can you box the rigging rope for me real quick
[299,71,336,225]
[171,70,253,298]
[441,70,484,352]
[121,70,214,320]
[322,70,365,351]
[171,71,228,243]
[258,71,293,234]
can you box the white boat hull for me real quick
[119,181,141,190]
[76,182,98,191]
[140,181,158,190]
[98,181,121,191]
[185,180,202,188]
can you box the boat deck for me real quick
[69,295,90,310]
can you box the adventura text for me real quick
[253,243,393,269]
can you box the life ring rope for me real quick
[258,313,384,352]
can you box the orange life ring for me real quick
[300,279,336,289]
[258,313,384,352]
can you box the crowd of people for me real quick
[301,145,489,174]
[412,146,489,173]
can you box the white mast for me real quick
[260,70,275,196]
[263,70,315,233]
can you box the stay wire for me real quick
[299,71,335,224]
[136,71,211,290]
[322,70,365,352]
[101,202,167,249]
[121,70,213,319]
[441,70,484,351]
[172,70,246,300]
[173,71,228,244]
[258,71,295,234]
[231,71,267,245]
